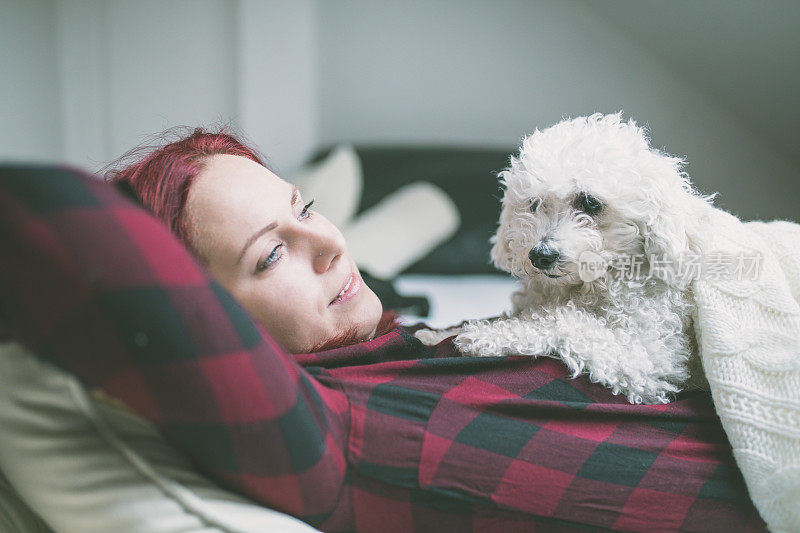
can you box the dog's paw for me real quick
[580,358,682,405]
[453,330,505,357]
[641,379,681,405]
[618,377,681,405]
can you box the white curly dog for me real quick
[417,113,715,404]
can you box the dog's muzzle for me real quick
[529,244,560,270]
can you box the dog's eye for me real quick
[530,198,541,212]
[576,192,602,215]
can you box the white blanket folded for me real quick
[692,209,800,531]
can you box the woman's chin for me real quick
[361,285,384,336]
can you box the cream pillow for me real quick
[0,468,52,532]
[0,341,320,533]
[342,182,459,279]
[289,144,363,230]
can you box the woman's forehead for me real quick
[199,154,283,190]
[191,156,287,211]
[186,155,290,254]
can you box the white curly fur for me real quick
[416,112,716,404]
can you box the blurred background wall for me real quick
[1,0,797,220]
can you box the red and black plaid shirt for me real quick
[0,165,766,532]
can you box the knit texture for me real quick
[692,210,800,532]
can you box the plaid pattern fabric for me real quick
[0,165,766,532]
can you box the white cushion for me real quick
[0,341,320,533]
[0,468,52,532]
[342,182,460,280]
[289,144,363,229]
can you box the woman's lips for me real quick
[329,271,361,306]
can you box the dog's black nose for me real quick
[529,245,560,270]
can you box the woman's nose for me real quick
[311,228,346,274]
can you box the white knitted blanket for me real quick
[691,208,800,532]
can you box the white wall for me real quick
[0,0,797,220]
[57,0,108,168]
[0,0,61,162]
[57,0,238,169]
[237,0,317,175]
[583,0,800,165]
[317,0,798,220]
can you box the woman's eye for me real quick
[576,192,602,215]
[256,243,283,273]
[299,199,314,220]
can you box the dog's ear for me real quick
[490,206,513,272]
[490,170,516,272]
[645,204,699,260]
[490,231,509,271]
[639,154,714,281]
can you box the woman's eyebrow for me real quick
[235,186,299,266]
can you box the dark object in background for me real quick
[312,146,513,275]
[0,306,9,342]
[361,271,430,317]
[113,179,145,207]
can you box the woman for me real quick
[107,128,393,353]
[0,129,764,532]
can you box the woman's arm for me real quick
[0,165,349,522]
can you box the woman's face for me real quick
[185,154,383,353]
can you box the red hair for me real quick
[105,127,266,260]
[310,311,402,353]
[105,127,399,349]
